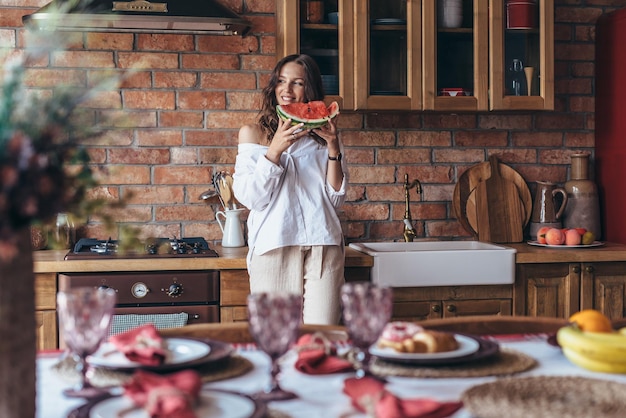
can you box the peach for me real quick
[565,229,582,246]
[575,227,587,235]
[545,228,566,245]
[536,226,551,244]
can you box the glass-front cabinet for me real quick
[490,0,554,110]
[423,0,489,111]
[276,0,554,111]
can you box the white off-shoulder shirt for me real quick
[232,136,348,267]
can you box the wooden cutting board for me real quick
[453,156,532,243]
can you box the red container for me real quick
[506,0,537,29]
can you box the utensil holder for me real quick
[216,208,245,247]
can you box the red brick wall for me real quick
[2,0,626,244]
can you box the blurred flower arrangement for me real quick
[0,2,122,260]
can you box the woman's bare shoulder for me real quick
[238,124,264,144]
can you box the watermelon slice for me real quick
[276,101,339,129]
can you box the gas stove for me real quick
[64,237,219,260]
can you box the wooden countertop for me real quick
[33,242,626,274]
[33,246,374,273]
[507,241,626,263]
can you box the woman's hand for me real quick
[265,118,305,164]
[312,117,340,156]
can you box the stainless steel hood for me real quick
[22,0,251,36]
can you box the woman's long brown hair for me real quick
[257,54,325,143]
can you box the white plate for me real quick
[527,240,605,248]
[89,389,260,418]
[87,338,210,369]
[370,334,480,360]
[371,18,406,25]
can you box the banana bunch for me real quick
[557,325,626,374]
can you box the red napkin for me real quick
[123,369,202,418]
[343,377,463,418]
[294,333,354,375]
[109,324,168,366]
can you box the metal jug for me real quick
[529,181,568,240]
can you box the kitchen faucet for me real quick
[402,173,422,242]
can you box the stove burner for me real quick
[65,237,218,259]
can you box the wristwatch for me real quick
[328,152,342,161]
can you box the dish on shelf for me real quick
[370,334,480,361]
[439,88,472,97]
[371,18,407,25]
[87,338,233,371]
[527,241,605,249]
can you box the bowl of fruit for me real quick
[528,227,603,248]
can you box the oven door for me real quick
[111,305,219,336]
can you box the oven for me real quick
[59,237,220,335]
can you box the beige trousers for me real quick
[248,245,345,325]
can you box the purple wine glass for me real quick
[57,287,116,398]
[247,292,303,401]
[341,282,392,378]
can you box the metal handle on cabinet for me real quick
[586,265,594,274]
[191,314,200,320]
[572,266,580,273]
[431,305,441,313]
[446,304,456,313]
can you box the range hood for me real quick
[22,0,251,36]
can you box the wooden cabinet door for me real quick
[276,0,355,109]
[514,263,580,318]
[422,0,489,111]
[35,273,57,349]
[392,300,442,321]
[35,310,57,350]
[580,262,626,320]
[443,299,512,318]
[489,0,554,110]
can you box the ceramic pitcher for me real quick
[216,208,245,247]
[529,181,568,240]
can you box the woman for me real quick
[232,54,348,325]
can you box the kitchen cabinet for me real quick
[391,285,512,321]
[35,273,57,350]
[514,261,626,319]
[220,267,373,323]
[277,0,554,111]
[514,263,579,318]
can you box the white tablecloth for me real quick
[37,335,626,418]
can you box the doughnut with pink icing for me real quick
[380,321,423,342]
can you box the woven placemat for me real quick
[462,376,626,418]
[52,354,253,387]
[370,348,536,378]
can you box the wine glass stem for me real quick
[267,358,281,393]
[354,348,372,379]
[76,355,93,390]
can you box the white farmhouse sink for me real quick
[349,241,516,287]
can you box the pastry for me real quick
[377,321,459,353]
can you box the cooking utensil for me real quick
[223,173,236,209]
[199,189,218,201]
[212,172,226,209]
[220,177,232,210]
[453,156,531,242]
[473,155,526,242]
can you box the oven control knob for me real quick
[166,283,183,297]
[131,282,149,298]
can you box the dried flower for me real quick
[0,1,122,259]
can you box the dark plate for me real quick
[67,388,266,418]
[372,333,499,366]
[89,338,234,372]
